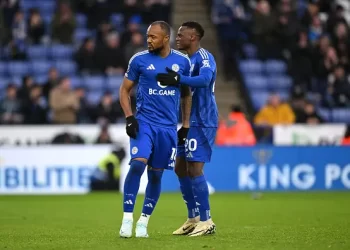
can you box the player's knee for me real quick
[188,164,203,178]
[147,169,163,184]
[130,159,147,176]
[175,157,188,178]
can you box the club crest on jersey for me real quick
[132,146,138,155]
[172,64,180,72]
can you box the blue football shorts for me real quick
[177,127,217,163]
[129,120,177,170]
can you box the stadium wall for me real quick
[0,131,349,194]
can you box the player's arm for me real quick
[179,62,214,88]
[180,85,191,128]
[119,54,140,139]
[119,78,135,118]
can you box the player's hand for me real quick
[125,115,139,139]
[156,67,180,86]
[177,126,189,146]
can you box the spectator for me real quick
[301,0,319,28]
[51,2,76,44]
[327,4,347,34]
[0,6,7,45]
[3,39,27,60]
[216,105,256,146]
[96,32,126,75]
[142,0,172,25]
[328,64,350,107]
[276,0,299,52]
[49,77,79,124]
[51,132,84,144]
[120,15,142,48]
[252,0,279,59]
[74,86,91,123]
[27,8,45,44]
[254,93,295,125]
[289,30,313,91]
[12,10,26,43]
[308,16,323,46]
[1,0,20,29]
[95,126,113,144]
[96,21,115,46]
[316,46,338,79]
[0,83,23,124]
[122,0,142,25]
[17,75,34,102]
[332,22,350,72]
[75,38,99,75]
[42,67,60,100]
[312,35,330,75]
[295,101,323,124]
[94,92,122,124]
[22,84,48,124]
[124,31,146,61]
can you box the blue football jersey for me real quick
[125,50,191,128]
[189,48,218,128]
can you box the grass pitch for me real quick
[0,192,350,250]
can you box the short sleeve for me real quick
[124,54,140,82]
[197,50,215,73]
[183,56,192,77]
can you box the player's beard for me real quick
[150,45,164,55]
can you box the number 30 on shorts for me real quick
[185,138,197,151]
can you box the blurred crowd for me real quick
[213,0,350,109]
[0,0,171,125]
[212,0,350,145]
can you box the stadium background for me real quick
[0,0,350,249]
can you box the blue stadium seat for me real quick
[244,75,268,90]
[70,76,82,89]
[34,75,48,84]
[110,13,124,27]
[76,13,87,28]
[250,91,270,110]
[0,62,7,76]
[268,75,293,91]
[106,76,123,90]
[50,45,74,59]
[239,60,263,75]
[31,61,52,75]
[27,45,48,60]
[10,76,22,87]
[54,60,77,75]
[0,77,11,86]
[8,62,30,77]
[242,44,257,59]
[37,1,56,13]
[265,60,287,75]
[250,90,289,110]
[21,0,35,11]
[84,76,106,90]
[74,29,92,43]
[318,108,331,122]
[87,91,103,105]
[42,13,52,26]
[331,109,350,124]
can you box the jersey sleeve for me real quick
[179,51,214,88]
[124,54,140,82]
[183,56,192,77]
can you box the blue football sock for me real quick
[142,170,163,216]
[192,175,211,221]
[123,160,146,213]
[179,176,199,218]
